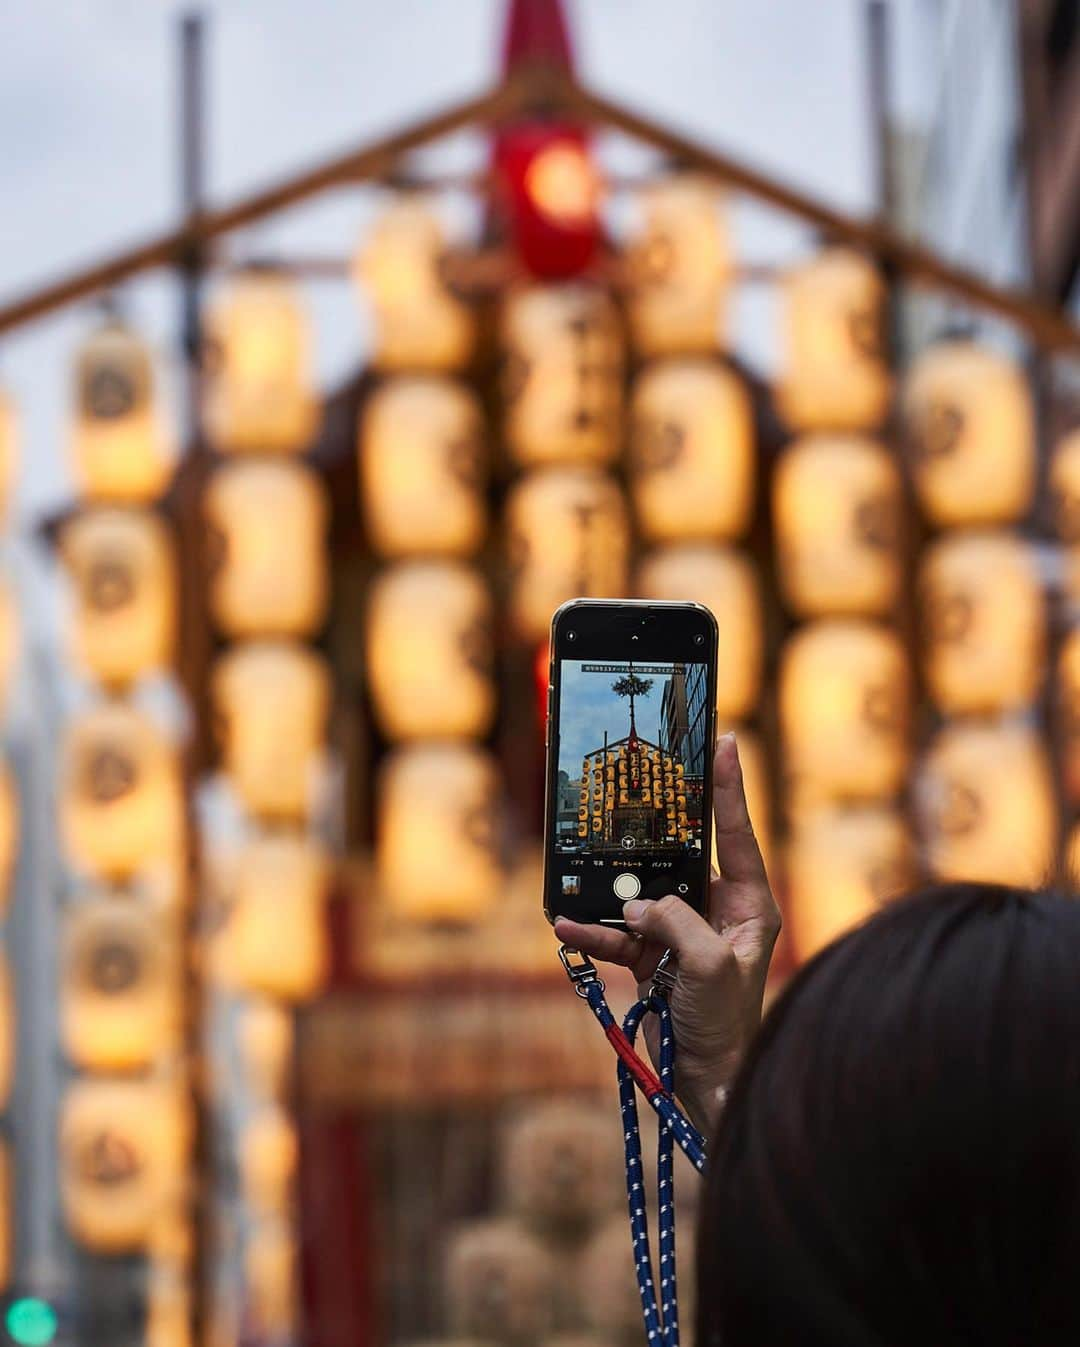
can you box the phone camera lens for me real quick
[694,633,705,646]
[566,630,577,643]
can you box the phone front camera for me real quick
[566,630,577,642]
[694,633,705,646]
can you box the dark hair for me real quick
[697,883,1080,1347]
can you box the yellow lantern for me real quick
[376,744,501,922]
[919,532,1045,716]
[506,467,630,643]
[365,561,494,741]
[70,318,174,503]
[245,1219,298,1341]
[626,174,731,357]
[239,1107,297,1216]
[785,806,914,961]
[0,388,18,526]
[1065,822,1080,891]
[360,377,487,558]
[60,507,175,686]
[629,359,754,543]
[212,642,330,821]
[202,272,320,454]
[1057,628,1080,806]
[0,763,19,919]
[146,1267,192,1347]
[1051,428,1080,542]
[238,1000,295,1101]
[60,1078,190,1254]
[903,341,1034,526]
[60,702,185,880]
[204,458,327,639]
[776,249,892,433]
[356,198,475,373]
[60,897,181,1071]
[501,284,623,467]
[773,435,903,617]
[216,830,328,1003]
[637,545,762,721]
[780,620,910,807]
[918,722,1056,887]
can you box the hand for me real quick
[554,732,781,1135]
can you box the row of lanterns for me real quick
[54,319,193,1347]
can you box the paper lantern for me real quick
[499,1101,622,1234]
[360,377,486,558]
[506,467,630,643]
[773,435,902,617]
[918,722,1057,887]
[70,319,173,503]
[376,744,501,922]
[1065,822,1080,891]
[212,642,330,821]
[776,249,892,433]
[629,359,754,542]
[626,174,731,356]
[60,1078,190,1253]
[60,897,181,1071]
[60,702,185,880]
[240,1107,297,1216]
[0,389,18,525]
[366,561,494,741]
[637,545,762,720]
[904,342,1034,527]
[60,507,175,686]
[501,284,623,467]
[238,1000,295,1101]
[202,272,319,454]
[496,124,600,278]
[204,458,327,638]
[920,532,1045,716]
[445,1219,560,1343]
[145,1268,192,1347]
[355,199,475,372]
[0,763,19,919]
[1051,428,1080,542]
[780,620,910,807]
[1057,628,1080,806]
[470,847,558,978]
[785,806,913,961]
[217,831,328,1003]
[245,1219,298,1341]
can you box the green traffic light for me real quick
[5,1299,58,1347]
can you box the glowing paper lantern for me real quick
[245,1219,298,1341]
[366,561,494,741]
[0,763,19,919]
[626,174,731,356]
[204,458,327,639]
[919,532,1045,715]
[1051,428,1080,542]
[496,125,600,278]
[60,897,181,1071]
[903,342,1034,526]
[60,703,185,880]
[360,377,486,558]
[918,722,1056,887]
[0,389,18,525]
[501,284,623,466]
[238,1001,294,1101]
[445,1219,560,1343]
[60,1078,190,1253]
[1065,822,1080,891]
[785,806,913,960]
[776,249,892,433]
[70,319,173,503]
[637,545,762,721]
[218,831,328,1003]
[60,507,175,686]
[376,744,501,922]
[355,199,474,373]
[240,1107,297,1216]
[212,643,330,821]
[773,435,902,617]
[629,359,754,542]
[780,620,910,807]
[202,272,319,454]
[145,1268,192,1347]
[506,467,630,643]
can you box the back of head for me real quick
[697,884,1080,1347]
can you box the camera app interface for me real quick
[551,659,709,923]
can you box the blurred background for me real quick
[0,1,1078,1346]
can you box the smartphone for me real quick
[543,598,719,929]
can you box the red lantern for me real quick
[496,124,600,279]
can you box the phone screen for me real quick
[544,603,716,928]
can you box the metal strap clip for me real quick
[558,945,605,998]
[650,947,678,1000]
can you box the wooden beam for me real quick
[561,78,1080,354]
[0,80,524,335]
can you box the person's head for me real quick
[697,883,1080,1347]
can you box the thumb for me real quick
[623,895,727,975]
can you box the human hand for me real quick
[554,732,781,1135]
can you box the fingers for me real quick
[553,917,665,982]
[622,895,730,977]
[711,732,770,889]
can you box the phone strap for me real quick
[559,946,708,1347]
